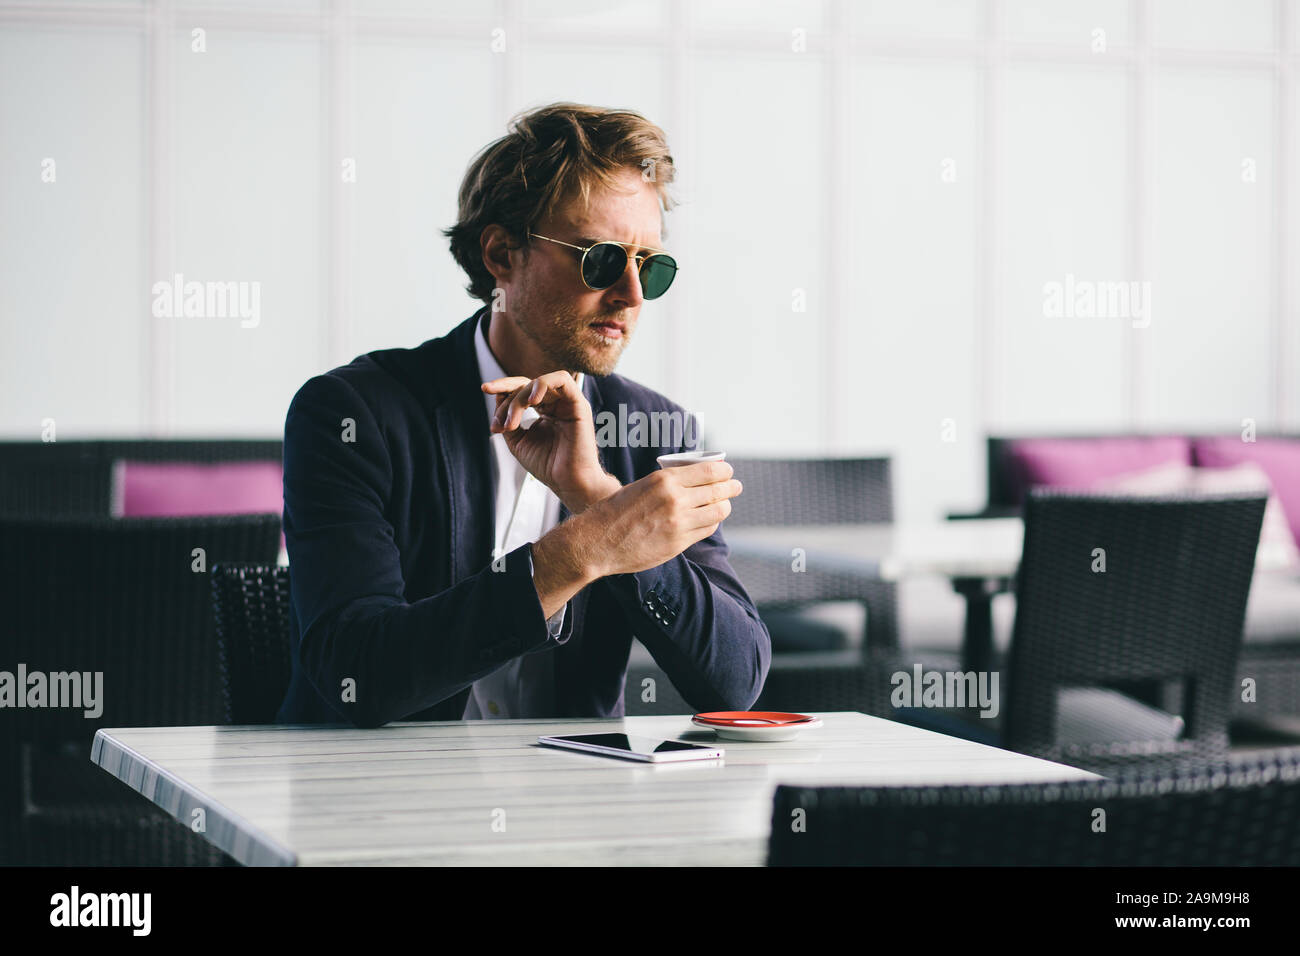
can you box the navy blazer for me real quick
[276,307,771,727]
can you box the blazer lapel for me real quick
[431,308,496,582]
[431,311,611,574]
[428,319,620,717]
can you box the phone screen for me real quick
[545,733,712,756]
[537,732,726,762]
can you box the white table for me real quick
[728,520,1025,670]
[90,712,1099,866]
[726,518,1296,581]
[726,519,1026,582]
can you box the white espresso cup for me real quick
[657,450,727,469]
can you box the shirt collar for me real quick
[474,311,584,411]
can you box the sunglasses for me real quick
[529,233,678,300]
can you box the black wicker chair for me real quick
[727,457,898,652]
[996,489,1266,771]
[0,439,282,518]
[758,490,1268,757]
[754,648,1005,731]
[975,433,1300,723]
[0,514,281,865]
[624,458,897,716]
[629,456,893,719]
[768,748,1300,866]
[723,457,952,721]
[211,563,293,725]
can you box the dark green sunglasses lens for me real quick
[581,242,677,299]
[640,254,677,300]
[582,243,627,289]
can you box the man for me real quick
[277,102,770,727]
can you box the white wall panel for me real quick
[1145,69,1275,429]
[174,0,322,10]
[0,27,145,437]
[354,1,498,22]
[1288,71,1300,428]
[169,29,322,434]
[844,59,980,520]
[681,53,825,454]
[522,0,664,32]
[689,0,826,35]
[994,65,1131,432]
[1150,0,1275,53]
[348,40,497,356]
[1001,0,1132,48]
[850,0,979,40]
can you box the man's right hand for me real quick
[529,460,742,618]
[575,460,742,578]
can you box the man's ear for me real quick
[480,225,516,287]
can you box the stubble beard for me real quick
[511,293,632,378]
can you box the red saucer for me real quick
[693,711,815,726]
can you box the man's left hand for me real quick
[482,371,620,514]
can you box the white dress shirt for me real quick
[462,311,577,719]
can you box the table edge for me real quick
[91,728,298,867]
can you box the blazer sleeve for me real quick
[283,373,569,728]
[601,526,770,713]
[596,409,771,711]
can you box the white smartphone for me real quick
[538,732,724,763]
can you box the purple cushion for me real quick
[1193,437,1300,547]
[1003,436,1192,504]
[115,460,284,551]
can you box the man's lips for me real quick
[589,320,626,339]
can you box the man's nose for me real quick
[604,256,644,309]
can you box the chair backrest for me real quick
[723,458,897,640]
[0,439,282,518]
[0,514,281,823]
[1003,489,1267,762]
[211,563,293,724]
[0,514,282,733]
[725,457,893,527]
[768,749,1300,865]
[0,450,107,516]
[984,432,1300,512]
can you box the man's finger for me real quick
[668,460,734,487]
[685,478,742,508]
[491,385,526,431]
[482,376,532,394]
[682,498,732,532]
[504,384,538,432]
[501,374,589,431]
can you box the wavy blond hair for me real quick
[445,102,677,303]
